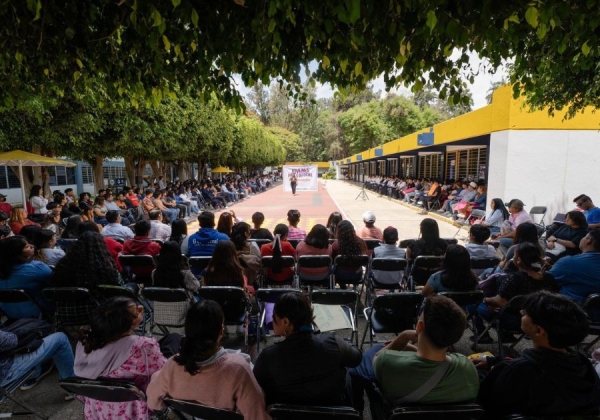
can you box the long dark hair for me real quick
[170,219,188,244]
[326,212,343,238]
[153,241,187,289]
[175,300,224,375]
[491,198,509,220]
[29,185,42,199]
[32,229,56,263]
[230,222,250,251]
[52,231,120,288]
[62,215,82,239]
[337,220,366,257]
[79,297,138,354]
[0,236,30,279]
[304,224,330,249]
[513,222,544,257]
[204,240,244,287]
[216,213,233,236]
[439,245,478,291]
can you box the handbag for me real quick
[454,201,468,211]
[500,220,513,236]
[0,318,53,357]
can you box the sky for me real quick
[236,51,511,111]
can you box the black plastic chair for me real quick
[261,255,297,287]
[297,255,332,291]
[287,239,301,249]
[529,206,547,227]
[255,288,300,353]
[407,256,444,291]
[268,404,361,420]
[95,284,152,334]
[369,258,408,304]
[188,256,212,275]
[118,254,156,285]
[42,287,100,332]
[248,238,272,249]
[470,257,501,271]
[197,286,251,348]
[311,289,359,346]
[0,369,48,420]
[443,238,459,245]
[399,239,416,249]
[386,403,484,419]
[364,239,381,252]
[0,288,47,322]
[56,238,77,252]
[333,255,369,291]
[59,377,145,403]
[142,287,192,335]
[477,295,527,357]
[361,293,424,349]
[439,291,485,349]
[165,398,243,420]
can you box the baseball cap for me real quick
[362,211,376,223]
[0,193,6,199]
[469,182,477,188]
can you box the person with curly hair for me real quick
[74,297,167,419]
[332,220,367,288]
[147,300,269,419]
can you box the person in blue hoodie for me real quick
[181,212,229,275]
[474,291,600,418]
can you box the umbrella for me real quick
[210,166,234,173]
[0,150,76,209]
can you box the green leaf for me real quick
[340,59,348,73]
[582,42,591,56]
[76,58,83,69]
[525,7,538,28]
[508,14,520,24]
[254,61,262,74]
[536,23,547,40]
[153,9,162,27]
[15,52,23,64]
[268,19,276,33]
[162,35,171,51]
[32,0,42,21]
[172,0,181,8]
[348,0,361,24]
[191,42,197,52]
[322,56,330,69]
[354,61,362,75]
[426,10,437,33]
[73,71,81,82]
[43,68,49,76]
[443,44,452,57]
[191,9,199,28]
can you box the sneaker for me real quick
[20,361,53,391]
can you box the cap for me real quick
[469,182,478,188]
[0,193,6,198]
[362,211,376,223]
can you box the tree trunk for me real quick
[177,159,187,181]
[124,156,136,188]
[86,156,105,194]
[197,159,206,180]
[149,160,162,183]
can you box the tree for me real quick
[247,82,271,125]
[2,1,599,116]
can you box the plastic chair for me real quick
[454,209,486,238]
[364,239,381,252]
[60,377,145,403]
[399,239,416,249]
[56,238,77,251]
[0,369,48,420]
[165,398,243,420]
[368,258,408,304]
[141,287,192,335]
[297,255,332,291]
[0,288,47,322]
[118,254,156,285]
[95,285,152,334]
[188,256,212,274]
[197,286,251,348]
[261,255,297,287]
[287,239,301,249]
[407,256,444,291]
[255,288,300,353]
[333,255,369,291]
[470,257,501,272]
[529,206,547,227]
[439,291,485,349]
[361,292,424,349]
[268,404,361,420]
[477,295,527,357]
[42,287,100,332]
[311,289,359,346]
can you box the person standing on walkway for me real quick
[290,173,297,196]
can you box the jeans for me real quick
[1,332,74,386]
[161,208,179,225]
[499,238,513,255]
[349,345,383,412]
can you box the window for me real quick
[388,159,398,176]
[378,160,386,175]
[445,147,487,181]
[81,165,94,184]
[48,166,76,186]
[418,154,441,179]
[399,156,415,178]
[369,161,376,176]
[0,166,21,189]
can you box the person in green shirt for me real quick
[349,295,479,415]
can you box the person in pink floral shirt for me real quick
[74,297,167,420]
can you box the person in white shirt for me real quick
[148,209,172,242]
[29,185,48,214]
[101,211,134,241]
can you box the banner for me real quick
[282,165,318,192]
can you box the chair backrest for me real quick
[118,254,156,268]
[196,286,249,325]
[268,404,362,420]
[255,288,300,305]
[287,239,301,249]
[142,287,190,303]
[371,293,424,334]
[409,256,444,286]
[164,398,243,420]
[261,255,296,269]
[188,256,212,271]
[334,255,369,268]
[371,258,408,272]
[469,257,501,270]
[59,378,146,403]
[95,285,137,301]
[311,289,358,307]
[248,238,271,248]
[42,287,98,305]
[364,239,381,251]
[56,238,77,251]
[399,239,416,249]
[151,239,163,246]
[387,403,484,419]
[467,210,487,223]
[529,206,547,225]
[442,238,458,245]
[439,291,484,308]
[0,288,39,305]
[297,255,332,269]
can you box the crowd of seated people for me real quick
[4,179,600,419]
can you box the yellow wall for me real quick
[340,84,600,163]
[285,161,330,168]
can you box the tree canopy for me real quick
[1,1,599,115]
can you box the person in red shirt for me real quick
[260,224,296,283]
[122,220,161,279]
[0,194,12,216]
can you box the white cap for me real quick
[469,182,478,188]
[362,211,376,223]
